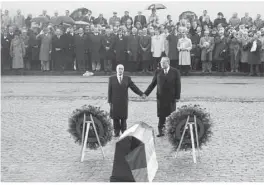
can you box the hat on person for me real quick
[125,11,129,13]
[113,11,117,14]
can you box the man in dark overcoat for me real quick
[144,57,181,137]
[108,64,143,137]
[52,28,65,71]
[126,28,140,72]
[73,28,89,71]
[1,29,11,71]
[63,27,75,70]
[114,30,127,66]
[101,28,115,74]
[139,28,151,72]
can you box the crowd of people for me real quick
[1,8,264,76]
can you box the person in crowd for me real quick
[134,11,147,28]
[94,13,107,26]
[114,29,127,67]
[74,27,89,71]
[28,25,41,70]
[228,30,241,72]
[260,29,264,74]
[229,12,241,30]
[126,27,140,72]
[7,26,15,42]
[40,10,50,20]
[239,30,250,73]
[83,10,95,24]
[1,29,11,71]
[248,32,262,76]
[13,9,25,29]
[102,28,115,74]
[37,27,52,71]
[214,28,229,74]
[214,12,227,28]
[52,28,65,71]
[10,30,26,70]
[135,22,142,30]
[164,15,175,29]
[139,28,152,72]
[2,10,12,28]
[190,26,201,71]
[64,27,75,70]
[148,8,159,28]
[109,12,121,27]
[254,14,264,30]
[189,20,199,36]
[89,27,102,71]
[202,15,213,30]
[25,14,32,29]
[21,28,30,70]
[167,28,179,69]
[199,29,214,74]
[241,12,253,28]
[65,10,70,17]
[151,29,165,70]
[121,11,133,25]
[199,10,209,26]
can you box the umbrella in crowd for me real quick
[146,3,167,10]
[31,16,49,24]
[70,7,89,20]
[50,16,75,25]
[75,21,90,25]
[110,122,158,182]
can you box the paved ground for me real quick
[1,75,264,182]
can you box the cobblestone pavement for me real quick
[1,76,264,182]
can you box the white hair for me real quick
[161,57,170,64]
[116,64,124,72]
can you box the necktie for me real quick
[119,76,122,84]
[164,70,167,75]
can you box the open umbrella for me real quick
[75,21,90,25]
[110,122,158,182]
[31,16,49,24]
[50,16,75,25]
[70,8,89,20]
[146,3,167,10]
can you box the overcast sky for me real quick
[2,1,264,23]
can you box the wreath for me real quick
[68,105,113,150]
[166,104,213,150]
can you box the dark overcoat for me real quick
[145,67,181,118]
[101,34,115,60]
[167,34,179,60]
[89,33,103,61]
[52,35,66,70]
[28,32,40,61]
[127,35,140,62]
[1,34,11,69]
[108,75,143,119]
[139,35,151,61]
[73,34,89,61]
[248,39,262,65]
[63,33,75,67]
[114,35,127,62]
[213,36,229,61]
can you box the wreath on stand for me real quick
[68,105,113,150]
[166,104,213,150]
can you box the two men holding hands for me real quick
[108,57,181,137]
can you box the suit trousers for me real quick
[113,118,127,135]
[104,60,112,72]
[158,117,166,130]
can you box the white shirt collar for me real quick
[164,66,170,73]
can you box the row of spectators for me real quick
[1,9,264,76]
